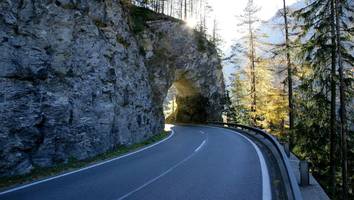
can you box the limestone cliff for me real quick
[131,7,225,123]
[0,0,225,176]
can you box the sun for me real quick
[186,18,198,28]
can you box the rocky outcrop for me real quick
[136,11,225,123]
[0,0,224,176]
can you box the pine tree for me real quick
[334,0,353,198]
[229,72,252,125]
[294,0,337,196]
[293,0,353,198]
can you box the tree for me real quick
[282,0,295,149]
[293,0,353,198]
[334,0,352,198]
[229,57,288,133]
[328,0,339,195]
[237,0,261,124]
[184,0,187,19]
[229,72,252,125]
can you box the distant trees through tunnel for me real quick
[163,79,209,124]
[163,85,177,123]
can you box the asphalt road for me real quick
[0,125,271,200]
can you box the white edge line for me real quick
[228,129,272,200]
[0,130,175,196]
[201,125,271,200]
[117,139,205,200]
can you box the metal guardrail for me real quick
[208,122,303,200]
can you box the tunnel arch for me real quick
[163,78,209,123]
[0,2,225,176]
[137,20,225,124]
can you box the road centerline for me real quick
[0,125,271,200]
[194,140,206,152]
[117,138,206,200]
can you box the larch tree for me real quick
[237,0,261,125]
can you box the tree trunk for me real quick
[282,0,294,149]
[170,0,173,16]
[212,18,216,43]
[190,0,193,18]
[335,0,348,199]
[180,0,183,19]
[184,0,187,20]
[329,0,337,197]
[162,0,165,14]
[248,13,256,124]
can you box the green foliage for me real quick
[293,0,354,198]
[154,47,169,59]
[227,74,252,125]
[129,6,149,34]
[228,60,288,136]
[94,19,108,28]
[193,29,218,54]
[194,30,208,52]
[54,1,77,9]
[0,131,171,189]
[139,46,146,56]
[128,6,181,34]
[116,35,130,48]
[293,87,333,190]
[227,1,353,197]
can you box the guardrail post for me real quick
[283,143,290,158]
[299,160,310,186]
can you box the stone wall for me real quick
[0,0,224,176]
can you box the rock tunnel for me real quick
[0,2,225,176]
[164,78,209,123]
[138,20,225,124]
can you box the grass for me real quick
[0,131,170,190]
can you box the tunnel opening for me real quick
[163,78,209,124]
[163,85,177,123]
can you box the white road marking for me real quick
[198,124,271,200]
[227,130,272,200]
[117,139,206,200]
[199,130,205,134]
[0,130,176,196]
[194,140,206,152]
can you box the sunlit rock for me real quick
[0,1,224,176]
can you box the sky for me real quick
[205,0,300,49]
[197,0,301,85]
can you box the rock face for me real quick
[0,1,225,176]
[139,18,225,123]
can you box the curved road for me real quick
[0,125,271,200]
